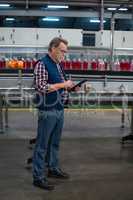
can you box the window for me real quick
[83,33,95,46]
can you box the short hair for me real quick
[48,37,68,52]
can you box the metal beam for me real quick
[25,0,29,9]
[0,0,129,7]
[100,0,104,31]
[0,9,132,19]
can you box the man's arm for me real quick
[48,80,74,92]
[34,61,49,93]
[34,61,74,93]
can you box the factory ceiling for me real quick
[0,0,132,30]
[0,0,132,9]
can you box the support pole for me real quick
[110,12,115,70]
[130,106,133,134]
[26,0,29,9]
[0,94,4,133]
[4,99,9,129]
[122,104,133,144]
[100,0,104,31]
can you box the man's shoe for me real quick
[48,168,70,179]
[33,179,55,190]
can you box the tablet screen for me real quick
[71,79,88,91]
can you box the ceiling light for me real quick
[5,18,15,21]
[0,4,10,7]
[47,5,69,9]
[118,8,128,11]
[90,19,106,23]
[42,17,60,22]
[107,8,117,11]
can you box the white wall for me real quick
[0,28,15,45]
[96,30,133,48]
[0,27,82,47]
[1,27,133,48]
[95,31,111,48]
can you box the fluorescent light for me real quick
[0,4,10,7]
[47,5,69,9]
[42,17,59,21]
[90,19,106,23]
[107,8,117,11]
[118,8,128,11]
[5,18,15,21]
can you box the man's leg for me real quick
[47,109,64,170]
[47,109,70,179]
[32,110,57,181]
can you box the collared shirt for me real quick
[34,61,49,93]
[34,60,68,102]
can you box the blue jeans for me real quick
[32,109,64,181]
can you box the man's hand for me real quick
[48,80,74,92]
[64,80,74,89]
[73,86,80,92]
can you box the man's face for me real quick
[51,42,68,63]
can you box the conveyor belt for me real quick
[0,71,133,133]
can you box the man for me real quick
[32,37,74,190]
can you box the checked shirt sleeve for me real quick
[34,61,49,93]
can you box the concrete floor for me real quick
[0,108,131,138]
[0,109,133,200]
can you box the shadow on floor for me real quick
[0,138,133,200]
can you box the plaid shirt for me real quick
[34,60,68,102]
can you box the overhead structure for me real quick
[0,0,132,7]
[0,0,132,14]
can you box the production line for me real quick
[1,70,133,143]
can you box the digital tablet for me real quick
[70,79,88,91]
